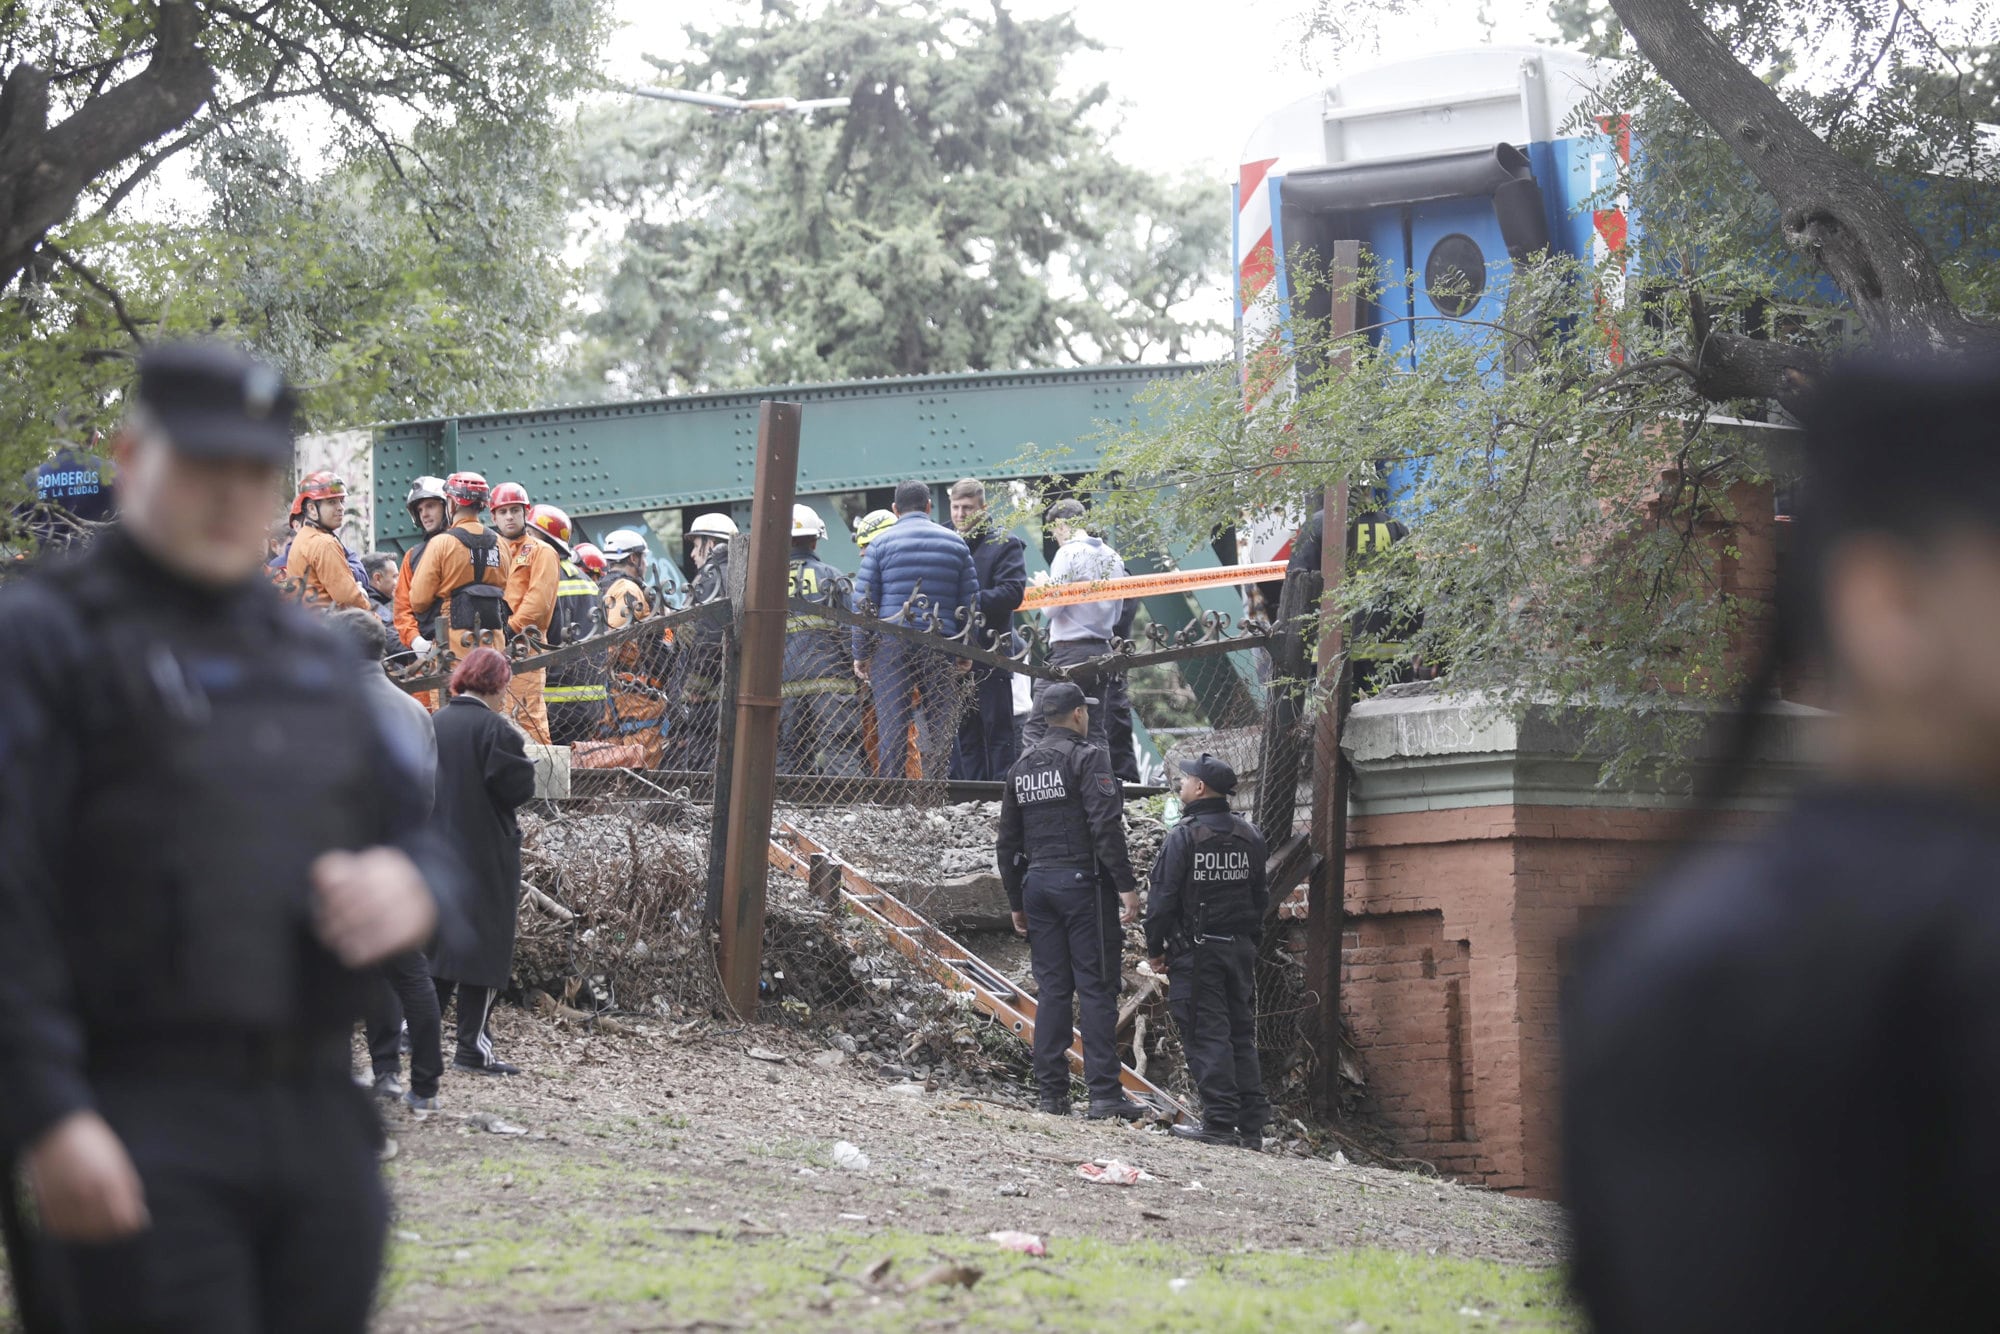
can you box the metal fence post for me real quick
[715,401,802,1019]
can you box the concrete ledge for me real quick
[1343,689,1830,816]
[525,744,571,800]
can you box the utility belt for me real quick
[85,1030,351,1084]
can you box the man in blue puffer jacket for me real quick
[850,480,979,778]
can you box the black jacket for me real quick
[1144,796,1268,956]
[1564,788,2000,1334]
[965,526,1026,649]
[0,530,467,1158]
[995,729,1136,908]
[426,696,537,990]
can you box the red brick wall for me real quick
[1280,804,1729,1195]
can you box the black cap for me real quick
[1037,680,1099,716]
[1177,752,1237,795]
[133,342,297,464]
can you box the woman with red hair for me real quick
[426,649,536,1081]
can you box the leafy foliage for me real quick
[564,0,1227,396]
[0,0,609,515]
[1076,0,2000,771]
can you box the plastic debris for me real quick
[746,1047,788,1063]
[1076,1160,1144,1186]
[463,1112,527,1136]
[832,1140,871,1171]
[986,1230,1046,1256]
[1169,1277,1191,1293]
[1332,1150,1350,1170]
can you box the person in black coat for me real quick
[428,647,538,1076]
[948,478,1027,780]
[1563,352,2000,1332]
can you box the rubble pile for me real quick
[515,804,721,1016]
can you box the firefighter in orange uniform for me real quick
[489,482,558,744]
[405,472,511,663]
[597,528,669,768]
[393,476,449,652]
[284,471,370,610]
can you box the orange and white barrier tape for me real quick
[1019,560,1289,609]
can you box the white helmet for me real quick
[688,512,739,541]
[790,504,828,540]
[601,528,651,564]
[404,475,448,526]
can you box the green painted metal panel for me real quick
[372,364,1207,546]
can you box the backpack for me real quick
[445,528,512,633]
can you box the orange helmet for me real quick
[573,542,606,576]
[490,481,531,512]
[443,471,489,510]
[289,492,306,519]
[530,503,572,545]
[298,470,346,502]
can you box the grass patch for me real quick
[382,1218,1578,1331]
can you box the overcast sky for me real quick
[606,0,1563,180]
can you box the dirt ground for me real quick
[373,1006,1568,1331]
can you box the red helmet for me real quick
[490,481,531,512]
[529,503,572,545]
[443,471,489,510]
[289,492,305,519]
[298,470,346,502]
[573,542,606,576]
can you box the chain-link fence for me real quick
[355,542,1332,1122]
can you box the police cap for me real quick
[134,342,297,464]
[1177,751,1237,795]
[1037,680,1099,716]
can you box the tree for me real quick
[563,0,1227,397]
[1080,0,2000,772]
[0,0,607,514]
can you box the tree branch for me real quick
[0,1,215,288]
[1607,0,1999,377]
[45,243,147,345]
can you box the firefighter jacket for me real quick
[393,538,433,648]
[407,518,510,638]
[0,529,469,1158]
[498,530,560,640]
[995,729,1137,910]
[549,554,602,648]
[674,546,731,702]
[784,549,853,696]
[284,523,370,611]
[1144,796,1268,958]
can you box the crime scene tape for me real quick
[1019,560,1289,609]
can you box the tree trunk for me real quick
[0,2,214,290]
[1608,0,2000,397]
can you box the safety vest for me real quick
[549,556,601,649]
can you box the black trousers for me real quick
[950,662,1018,780]
[1101,667,1140,783]
[362,949,443,1098]
[1022,640,1113,754]
[1169,935,1270,1132]
[1,1073,386,1333]
[1023,866,1122,1103]
[433,979,498,1069]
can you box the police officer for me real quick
[781,504,865,776]
[1145,754,1270,1150]
[0,342,466,1332]
[997,681,1147,1120]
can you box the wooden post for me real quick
[1305,239,1360,1119]
[716,401,802,1019]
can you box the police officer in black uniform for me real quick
[1145,754,1270,1150]
[0,343,467,1333]
[997,681,1147,1120]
